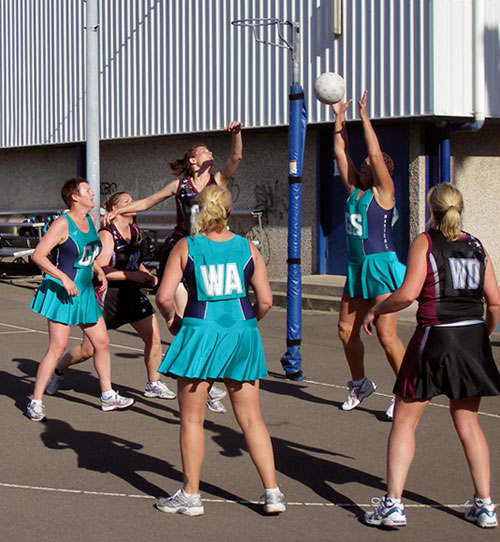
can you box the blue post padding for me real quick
[280,84,307,379]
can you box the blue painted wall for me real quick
[317,123,410,275]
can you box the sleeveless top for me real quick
[50,214,101,281]
[171,175,217,243]
[417,229,486,326]
[99,223,144,287]
[345,188,397,262]
[183,234,256,321]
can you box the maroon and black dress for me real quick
[394,229,500,400]
[157,175,217,280]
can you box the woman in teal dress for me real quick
[155,185,285,516]
[332,91,406,418]
[27,178,134,422]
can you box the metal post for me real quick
[291,22,300,86]
[86,0,100,224]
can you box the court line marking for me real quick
[3,321,500,419]
[0,322,143,352]
[302,378,500,419]
[0,482,490,508]
[2,321,499,509]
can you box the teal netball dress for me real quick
[30,214,103,325]
[158,234,268,382]
[344,187,406,299]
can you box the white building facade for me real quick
[1,0,500,278]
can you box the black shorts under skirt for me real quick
[102,284,154,330]
[394,323,500,400]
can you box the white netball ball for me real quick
[314,72,346,105]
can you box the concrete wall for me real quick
[451,123,500,278]
[407,121,500,283]
[0,145,79,210]
[4,122,498,283]
[0,127,318,279]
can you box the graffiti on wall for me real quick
[100,182,118,196]
[254,179,288,221]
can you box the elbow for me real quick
[155,291,169,311]
[259,294,273,313]
[31,252,43,268]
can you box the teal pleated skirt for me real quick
[345,251,406,299]
[30,276,102,325]
[158,316,268,382]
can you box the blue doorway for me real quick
[317,123,410,275]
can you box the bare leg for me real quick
[33,321,71,400]
[386,397,429,499]
[373,293,406,376]
[226,379,278,489]
[450,397,491,499]
[81,318,112,393]
[338,293,371,381]
[57,333,94,371]
[177,377,211,494]
[130,315,162,382]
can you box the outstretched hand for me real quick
[357,90,369,121]
[101,211,116,226]
[224,121,242,134]
[332,99,352,117]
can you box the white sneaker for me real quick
[27,400,46,421]
[144,380,176,399]
[208,385,227,401]
[385,397,395,420]
[46,372,64,395]
[365,496,407,527]
[342,378,377,411]
[262,488,286,514]
[206,398,227,414]
[101,390,134,411]
[464,496,498,528]
[156,488,205,516]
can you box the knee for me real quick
[375,323,398,350]
[338,320,358,345]
[93,335,110,353]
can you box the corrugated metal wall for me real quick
[1,0,500,149]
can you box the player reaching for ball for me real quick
[332,90,406,419]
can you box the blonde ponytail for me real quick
[427,183,463,241]
[192,185,232,236]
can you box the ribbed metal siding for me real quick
[0,0,86,148]
[98,0,300,138]
[311,0,433,123]
[2,1,500,149]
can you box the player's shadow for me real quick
[204,419,463,523]
[262,375,389,420]
[111,326,172,347]
[39,418,244,505]
[9,357,180,422]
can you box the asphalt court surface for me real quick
[1,281,499,541]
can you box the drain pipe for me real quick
[438,0,485,184]
[455,0,486,133]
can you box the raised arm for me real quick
[332,99,359,193]
[216,121,243,186]
[103,179,179,225]
[358,90,394,206]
